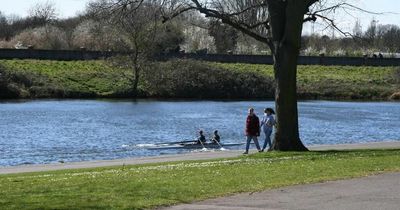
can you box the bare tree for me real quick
[106,0,379,151]
[28,0,58,25]
[26,1,60,49]
[88,0,183,96]
[208,20,239,53]
[160,0,384,151]
[106,0,316,151]
[161,0,318,151]
[88,1,154,96]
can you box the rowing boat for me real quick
[146,142,244,150]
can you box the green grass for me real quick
[1,149,400,209]
[213,63,399,99]
[0,60,132,97]
[1,59,399,99]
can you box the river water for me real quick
[0,100,399,166]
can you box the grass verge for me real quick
[1,149,400,209]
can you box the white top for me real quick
[261,114,275,132]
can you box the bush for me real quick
[29,86,66,98]
[0,66,28,98]
[0,64,64,98]
[8,25,69,50]
[394,67,400,83]
[390,91,400,100]
[1,66,16,98]
[143,59,274,99]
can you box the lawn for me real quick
[1,149,399,209]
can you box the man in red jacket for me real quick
[243,108,261,154]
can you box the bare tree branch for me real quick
[161,0,273,49]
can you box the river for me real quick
[0,100,399,166]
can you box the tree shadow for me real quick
[312,148,400,154]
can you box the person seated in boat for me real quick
[211,130,220,144]
[197,130,206,144]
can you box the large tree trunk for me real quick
[270,44,308,151]
[268,0,310,151]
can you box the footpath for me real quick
[1,141,400,175]
[160,172,400,210]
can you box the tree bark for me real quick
[133,66,140,97]
[132,61,140,97]
[270,44,308,151]
[268,0,309,151]
[131,40,140,97]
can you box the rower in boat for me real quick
[211,130,220,144]
[147,131,244,150]
[196,130,206,144]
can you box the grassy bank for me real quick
[0,59,399,99]
[0,60,132,98]
[0,149,400,209]
[213,63,400,99]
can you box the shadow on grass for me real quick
[313,148,400,154]
[245,148,400,160]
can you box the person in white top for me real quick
[260,108,276,152]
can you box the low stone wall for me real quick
[1,48,399,66]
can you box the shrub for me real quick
[394,67,400,83]
[29,86,65,98]
[9,25,68,50]
[389,91,400,100]
[143,59,274,99]
[0,65,28,98]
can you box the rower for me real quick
[197,130,206,144]
[211,130,220,144]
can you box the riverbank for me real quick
[1,59,399,100]
[0,142,399,210]
[1,141,399,175]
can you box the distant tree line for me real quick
[0,2,399,57]
[0,1,279,55]
[302,20,400,57]
[0,1,182,52]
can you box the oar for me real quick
[198,139,207,151]
[213,140,226,150]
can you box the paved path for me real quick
[160,172,400,210]
[1,141,399,175]
[0,150,242,175]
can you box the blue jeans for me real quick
[262,129,273,150]
[245,136,261,152]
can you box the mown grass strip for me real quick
[0,149,399,210]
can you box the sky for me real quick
[0,0,399,34]
[303,0,400,36]
[0,0,92,18]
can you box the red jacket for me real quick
[246,114,260,136]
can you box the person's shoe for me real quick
[242,151,248,154]
[259,149,264,152]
